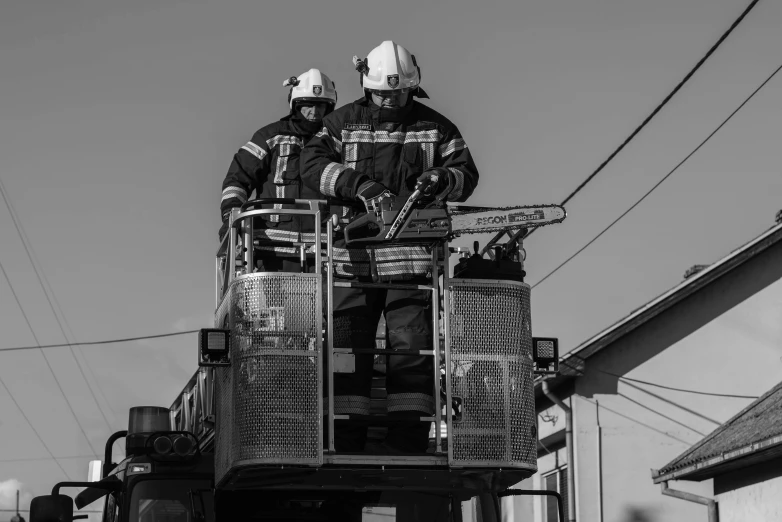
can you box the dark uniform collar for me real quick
[281,110,323,137]
[360,94,415,124]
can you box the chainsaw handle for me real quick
[343,213,385,246]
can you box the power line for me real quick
[554,364,713,442]
[0,175,115,433]
[0,510,104,514]
[622,379,722,426]
[577,395,692,446]
[558,357,758,400]
[531,60,782,289]
[0,329,200,352]
[0,374,72,480]
[604,370,758,400]
[0,454,99,463]
[0,254,102,457]
[17,217,120,416]
[557,0,760,207]
[524,0,761,241]
[36,251,120,416]
[618,392,706,437]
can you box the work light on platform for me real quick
[532,337,559,375]
[198,328,231,367]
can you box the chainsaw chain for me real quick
[448,203,566,236]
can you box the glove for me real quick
[416,170,444,197]
[356,180,393,213]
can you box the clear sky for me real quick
[1,0,781,511]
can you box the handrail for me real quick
[215,201,327,306]
[240,198,328,212]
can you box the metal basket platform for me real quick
[207,201,541,488]
[446,279,537,470]
[215,273,323,484]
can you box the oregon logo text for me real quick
[508,210,544,223]
[312,85,322,96]
[387,74,400,88]
[475,215,507,226]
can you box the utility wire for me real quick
[532,60,782,289]
[0,373,72,480]
[28,229,118,413]
[557,360,722,434]
[622,380,722,426]
[25,238,119,416]
[1,510,105,514]
[552,362,712,441]
[0,255,102,456]
[525,0,761,240]
[618,392,705,436]
[558,357,758,400]
[577,396,692,446]
[603,370,758,400]
[0,454,100,463]
[0,175,115,432]
[1,328,758,404]
[0,329,200,352]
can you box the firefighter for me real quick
[300,41,479,453]
[219,68,337,272]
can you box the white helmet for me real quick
[353,41,421,92]
[283,68,337,109]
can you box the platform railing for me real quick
[216,198,328,308]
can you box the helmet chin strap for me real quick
[414,86,430,99]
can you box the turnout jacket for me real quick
[220,114,323,254]
[299,97,480,281]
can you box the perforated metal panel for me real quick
[446,279,537,470]
[214,273,322,484]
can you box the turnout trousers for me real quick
[330,278,435,452]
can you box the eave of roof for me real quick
[534,220,782,399]
[652,433,782,483]
[651,378,782,482]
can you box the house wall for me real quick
[501,477,534,522]
[571,270,782,522]
[572,394,713,522]
[522,272,782,522]
[717,475,782,522]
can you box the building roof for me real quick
[535,218,782,402]
[652,380,782,483]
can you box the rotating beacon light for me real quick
[126,406,198,460]
[126,406,171,456]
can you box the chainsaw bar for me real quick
[449,204,566,236]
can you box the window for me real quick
[218,489,486,522]
[129,480,214,522]
[104,493,120,522]
[542,467,567,522]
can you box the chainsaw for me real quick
[343,179,566,246]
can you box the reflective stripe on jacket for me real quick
[299,98,480,280]
[220,115,322,235]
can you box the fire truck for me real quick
[29,194,566,522]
